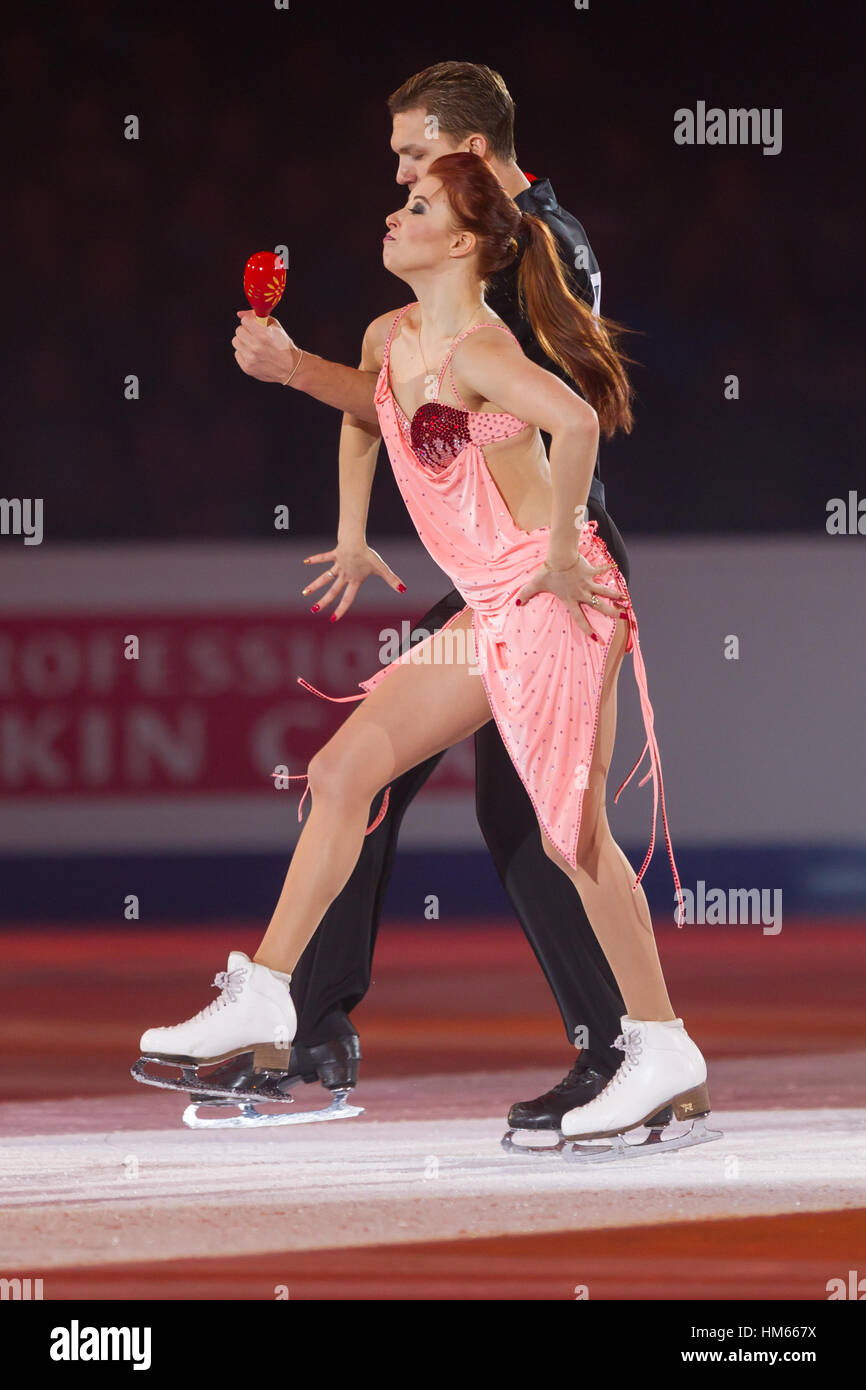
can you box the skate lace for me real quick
[187,966,248,1024]
[553,1060,593,1093]
[597,1027,644,1097]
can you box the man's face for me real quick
[390,107,466,186]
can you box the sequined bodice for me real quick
[385,306,529,472]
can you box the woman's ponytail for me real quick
[427,153,635,437]
[517,211,634,438]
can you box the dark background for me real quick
[4,0,862,541]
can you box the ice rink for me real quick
[1,922,864,1299]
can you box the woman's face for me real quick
[382,174,473,279]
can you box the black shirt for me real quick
[484,176,603,484]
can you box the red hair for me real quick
[428,153,634,437]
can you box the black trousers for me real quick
[291,490,630,1077]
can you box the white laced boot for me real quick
[559,1016,709,1140]
[139,950,297,1069]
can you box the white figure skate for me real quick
[558,1017,722,1163]
[131,950,363,1129]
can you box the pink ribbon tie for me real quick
[280,676,392,835]
[612,609,686,925]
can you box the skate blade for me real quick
[181,1090,365,1130]
[562,1116,723,1165]
[501,1129,567,1156]
[131,1056,293,1105]
[132,1057,203,1093]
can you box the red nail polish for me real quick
[329,614,337,623]
[310,604,319,613]
[515,598,522,606]
[591,633,599,642]
[397,583,407,593]
[620,612,629,620]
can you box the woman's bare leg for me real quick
[541,616,676,1023]
[255,611,491,975]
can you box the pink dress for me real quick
[296,304,684,920]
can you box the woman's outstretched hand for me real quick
[515,553,628,639]
[300,543,407,622]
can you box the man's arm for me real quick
[298,353,381,425]
[233,310,381,427]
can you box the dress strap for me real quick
[383,303,417,369]
[447,359,467,409]
[435,322,517,403]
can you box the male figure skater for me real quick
[232,62,631,1132]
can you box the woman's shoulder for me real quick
[444,319,523,413]
[450,317,521,372]
[461,313,517,344]
[361,304,417,369]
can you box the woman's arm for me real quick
[335,315,390,544]
[335,413,380,550]
[300,314,407,620]
[453,332,600,569]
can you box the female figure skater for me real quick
[137,154,714,1151]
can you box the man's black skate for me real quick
[135,1034,364,1130]
[289,1034,362,1093]
[502,1056,672,1154]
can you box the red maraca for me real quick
[243,251,287,325]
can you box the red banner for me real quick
[0,611,471,797]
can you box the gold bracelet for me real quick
[281,348,304,387]
[543,556,580,574]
